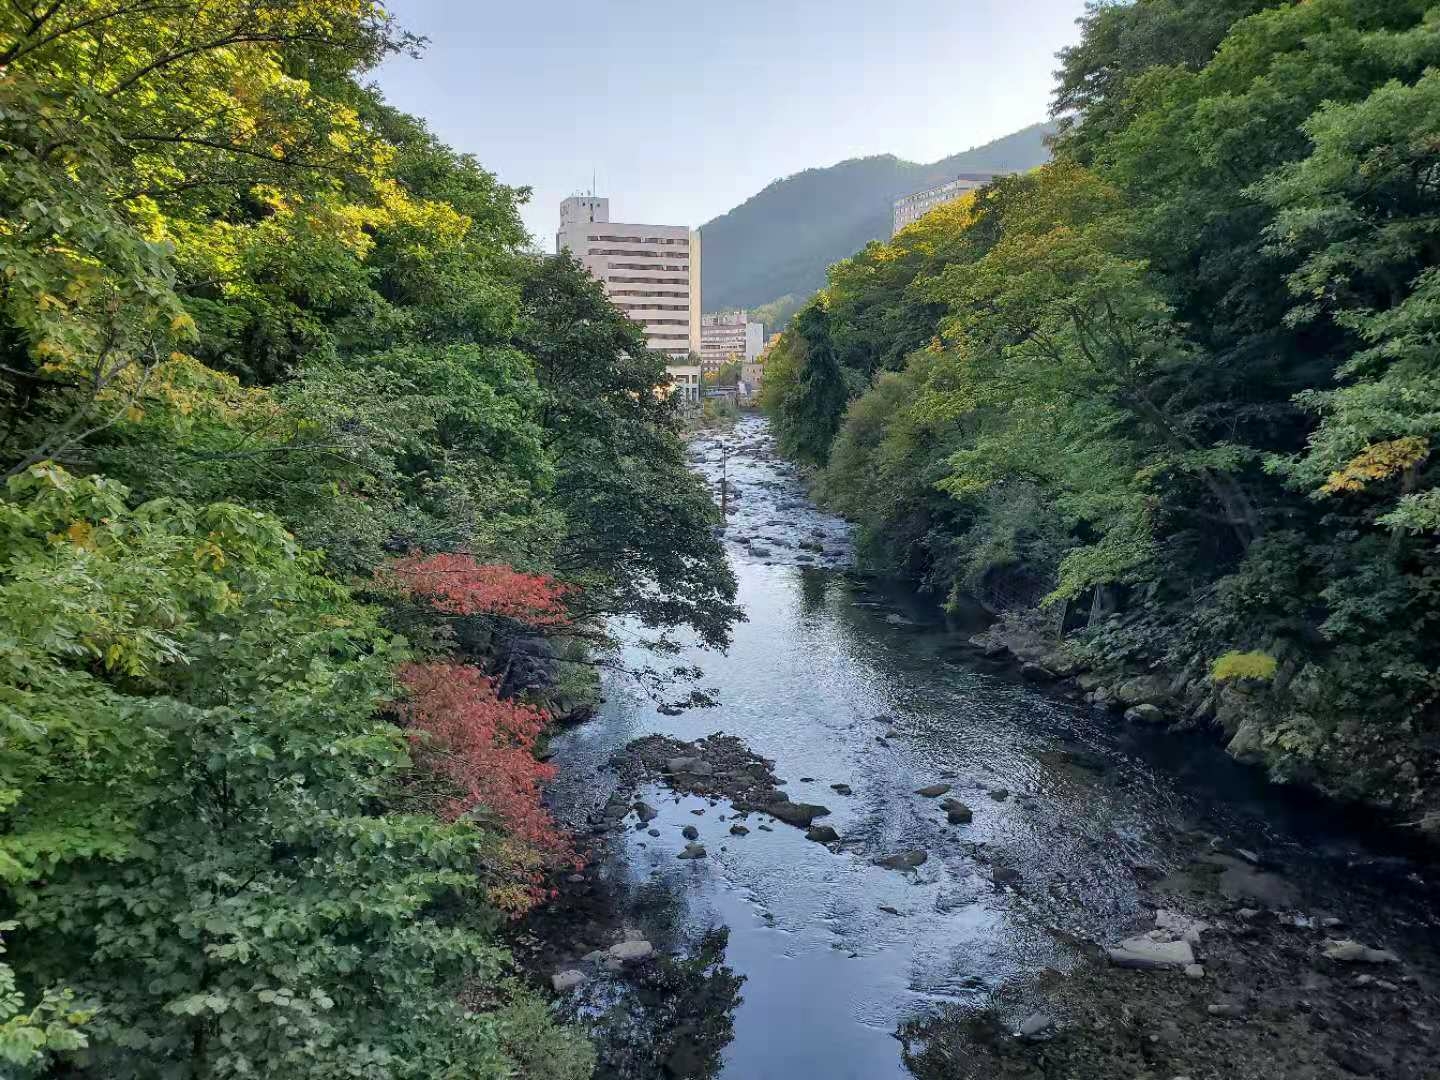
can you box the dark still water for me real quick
[543,414,1437,1080]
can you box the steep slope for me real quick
[700,122,1056,313]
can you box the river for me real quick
[541,414,1438,1080]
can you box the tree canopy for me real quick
[766,0,1440,818]
[0,2,736,1075]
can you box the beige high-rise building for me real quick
[556,196,702,400]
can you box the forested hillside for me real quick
[699,122,1055,314]
[762,0,1440,827]
[0,2,736,1076]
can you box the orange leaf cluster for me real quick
[389,553,570,626]
[397,662,566,845]
[1322,436,1429,495]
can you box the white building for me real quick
[556,196,702,399]
[700,310,764,370]
[892,172,999,234]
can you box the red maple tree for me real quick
[388,553,570,627]
[397,661,567,841]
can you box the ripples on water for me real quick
[546,414,1437,1080]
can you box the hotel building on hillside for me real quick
[891,172,999,235]
[555,195,702,401]
[699,310,764,371]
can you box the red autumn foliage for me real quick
[388,553,570,627]
[397,662,570,858]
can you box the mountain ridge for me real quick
[700,121,1057,314]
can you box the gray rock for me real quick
[551,969,587,993]
[1156,909,1209,945]
[1225,717,1266,764]
[830,783,853,796]
[1208,854,1298,908]
[767,801,831,827]
[1115,674,1170,707]
[914,783,953,798]
[806,825,840,843]
[729,824,750,836]
[632,801,658,822]
[666,756,715,777]
[873,849,928,870]
[647,828,660,837]
[1184,964,1205,980]
[1207,999,1247,1020]
[1124,703,1166,725]
[1017,1012,1056,1040]
[1021,662,1056,682]
[992,866,1022,886]
[677,843,707,860]
[942,799,973,825]
[989,788,1010,801]
[1107,932,1196,970]
[1322,939,1400,965]
[607,940,654,963]
[681,825,699,841]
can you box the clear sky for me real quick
[371,0,1090,247]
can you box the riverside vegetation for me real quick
[0,2,739,1076]
[761,0,1440,829]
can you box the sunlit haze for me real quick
[373,0,1089,244]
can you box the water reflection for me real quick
[588,929,744,1080]
[546,415,1438,1080]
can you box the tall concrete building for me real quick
[699,310,764,370]
[555,196,702,398]
[892,172,999,235]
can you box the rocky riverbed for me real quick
[523,414,1440,1080]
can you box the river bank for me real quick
[524,415,1440,1080]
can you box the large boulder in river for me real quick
[873,849,928,870]
[914,783,952,798]
[941,799,973,824]
[1114,674,1171,707]
[1124,703,1166,725]
[666,756,715,777]
[1107,932,1195,970]
[607,940,655,964]
[806,825,840,843]
[767,802,830,827]
[551,969,587,993]
[1322,939,1400,965]
[1206,853,1298,908]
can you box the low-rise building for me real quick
[700,310,764,372]
[667,362,702,404]
[892,172,999,234]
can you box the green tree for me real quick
[0,465,592,1079]
[516,254,741,655]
